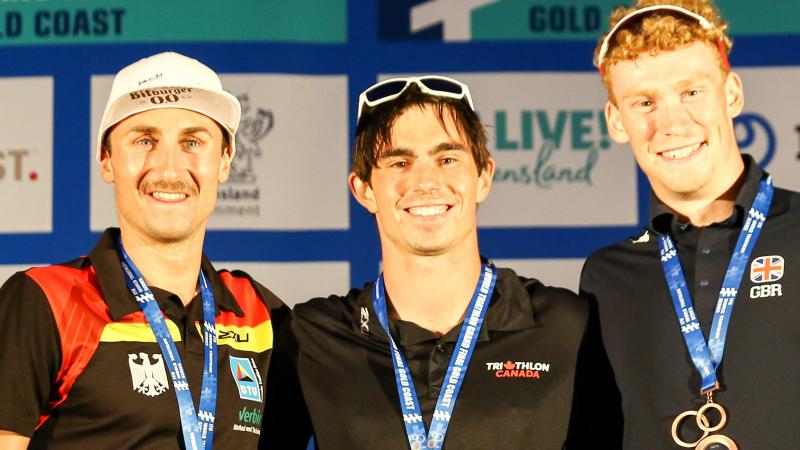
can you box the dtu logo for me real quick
[230,93,273,184]
[0,148,38,182]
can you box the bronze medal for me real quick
[695,433,738,450]
[672,409,710,448]
[672,397,737,450]
[695,402,737,450]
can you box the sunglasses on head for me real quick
[356,75,475,122]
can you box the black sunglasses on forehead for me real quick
[356,76,475,122]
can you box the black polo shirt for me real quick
[263,267,622,449]
[580,155,800,449]
[0,228,290,449]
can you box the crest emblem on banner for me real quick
[229,93,273,184]
[750,255,784,283]
[128,353,170,397]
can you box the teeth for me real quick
[408,205,447,217]
[662,143,701,159]
[152,191,187,201]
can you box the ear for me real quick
[349,172,377,214]
[476,158,495,204]
[724,71,744,118]
[605,100,630,144]
[100,150,114,183]
[218,149,231,183]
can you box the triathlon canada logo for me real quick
[485,360,551,379]
[229,356,263,402]
[128,352,170,397]
[215,93,273,217]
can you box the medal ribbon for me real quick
[659,177,773,393]
[373,263,497,450]
[117,240,217,450]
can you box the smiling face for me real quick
[605,40,744,201]
[100,108,230,244]
[350,104,494,258]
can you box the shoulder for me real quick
[0,269,60,343]
[581,229,657,289]
[497,267,588,324]
[2,258,88,309]
[1,270,48,303]
[773,185,800,217]
[216,268,287,313]
[293,285,367,327]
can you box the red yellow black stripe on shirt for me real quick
[95,320,273,353]
[24,264,272,429]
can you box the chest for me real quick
[298,325,580,449]
[36,317,271,448]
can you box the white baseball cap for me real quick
[96,51,241,162]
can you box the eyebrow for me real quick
[622,73,715,100]
[378,142,467,160]
[430,142,466,154]
[127,125,159,135]
[124,126,213,136]
[181,126,213,136]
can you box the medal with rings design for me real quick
[671,385,736,449]
[659,178,773,450]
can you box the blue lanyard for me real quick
[373,263,497,450]
[117,240,218,450]
[658,177,773,393]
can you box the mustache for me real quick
[138,179,199,196]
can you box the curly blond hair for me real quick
[596,0,732,95]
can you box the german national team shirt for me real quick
[0,228,289,449]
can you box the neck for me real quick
[120,228,205,306]
[656,161,746,227]
[381,246,482,335]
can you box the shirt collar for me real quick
[649,154,766,234]
[357,267,537,346]
[90,228,244,321]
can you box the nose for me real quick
[656,98,692,135]
[146,140,183,179]
[410,160,442,193]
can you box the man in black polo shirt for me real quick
[262,77,619,449]
[581,1,800,448]
[0,52,288,448]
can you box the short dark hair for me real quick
[352,85,490,184]
[101,121,231,157]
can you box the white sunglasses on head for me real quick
[357,75,475,122]
[594,4,728,72]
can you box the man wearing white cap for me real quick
[0,52,288,449]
